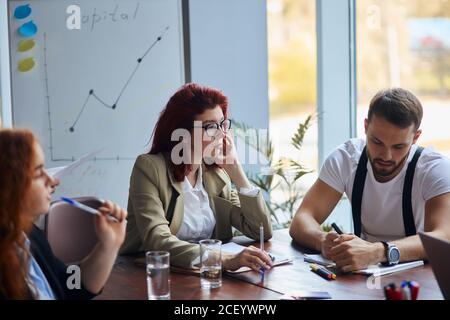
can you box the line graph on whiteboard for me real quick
[42,26,171,162]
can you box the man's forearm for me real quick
[366,235,427,265]
[391,235,426,262]
[391,229,450,262]
[373,232,442,264]
[290,214,327,252]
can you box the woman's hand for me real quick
[211,131,239,169]
[80,201,127,294]
[211,131,252,190]
[222,246,273,272]
[93,200,127,251]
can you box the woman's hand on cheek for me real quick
[211,132,239,171]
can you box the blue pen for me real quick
[60,197,120,223]
[260,223,265,281]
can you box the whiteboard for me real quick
[2,0,186,208]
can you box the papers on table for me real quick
[280,290,332,300]
[222,242,293,273]
[221,242,247,255]
[304,254,423,277]
[353,260,424,277]
[303,254,336,267]
[46,148,103,179]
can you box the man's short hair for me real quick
[368,88,423,130]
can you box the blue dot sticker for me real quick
[18,20,38,37]
[14,4,32,19]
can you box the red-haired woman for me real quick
[122,83,273,271]
[0,129,127,299]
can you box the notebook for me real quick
[222,242,293,273]
[303,254,336,267]
[303,254,424,276]
[280,290,332,300]
[353,260,424,277]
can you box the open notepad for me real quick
[304,254,424,276]
[222,242,293,273]
[353,260,424,276]
[303,254,336,267]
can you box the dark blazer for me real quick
[1,226,97,300]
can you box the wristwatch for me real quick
[381,241,400,266]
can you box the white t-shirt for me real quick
[319,138,450,242]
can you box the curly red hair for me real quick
[0,129,37,299]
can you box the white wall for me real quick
[189,0,269,130]
[0,0,12,127]
[188,0,270,174]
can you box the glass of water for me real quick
[199,239,222,289]
[146,251,170,300]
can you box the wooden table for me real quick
[98,229,443,300]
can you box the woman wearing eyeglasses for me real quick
[121,83,273,272]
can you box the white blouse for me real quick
[176,167,259,243]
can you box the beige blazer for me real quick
[120,153,273,268]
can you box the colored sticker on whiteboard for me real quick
[18,57,35,72]
[14,4,32,19]
[18,38,35,52]
[18,20,38,37]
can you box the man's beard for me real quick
[368,152,409,178]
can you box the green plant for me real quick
[233,114,315,229]
[321,223,346,233]
[321,223,333,233]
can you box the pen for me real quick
[60,197,121,223]
[260,223,264,251]
[260,223,265,282]
[310,263,336,280]
[331,223,343,235]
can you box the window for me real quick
[357,0,450,157]
[267,0,317,225]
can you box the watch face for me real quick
[389,248,400,262]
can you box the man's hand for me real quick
[328,234,385,272]
[321,232,340,259]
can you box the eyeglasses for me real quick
[195,119,232,137]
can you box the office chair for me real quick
[45,196,101,264]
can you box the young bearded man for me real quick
[289,88,450,272]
